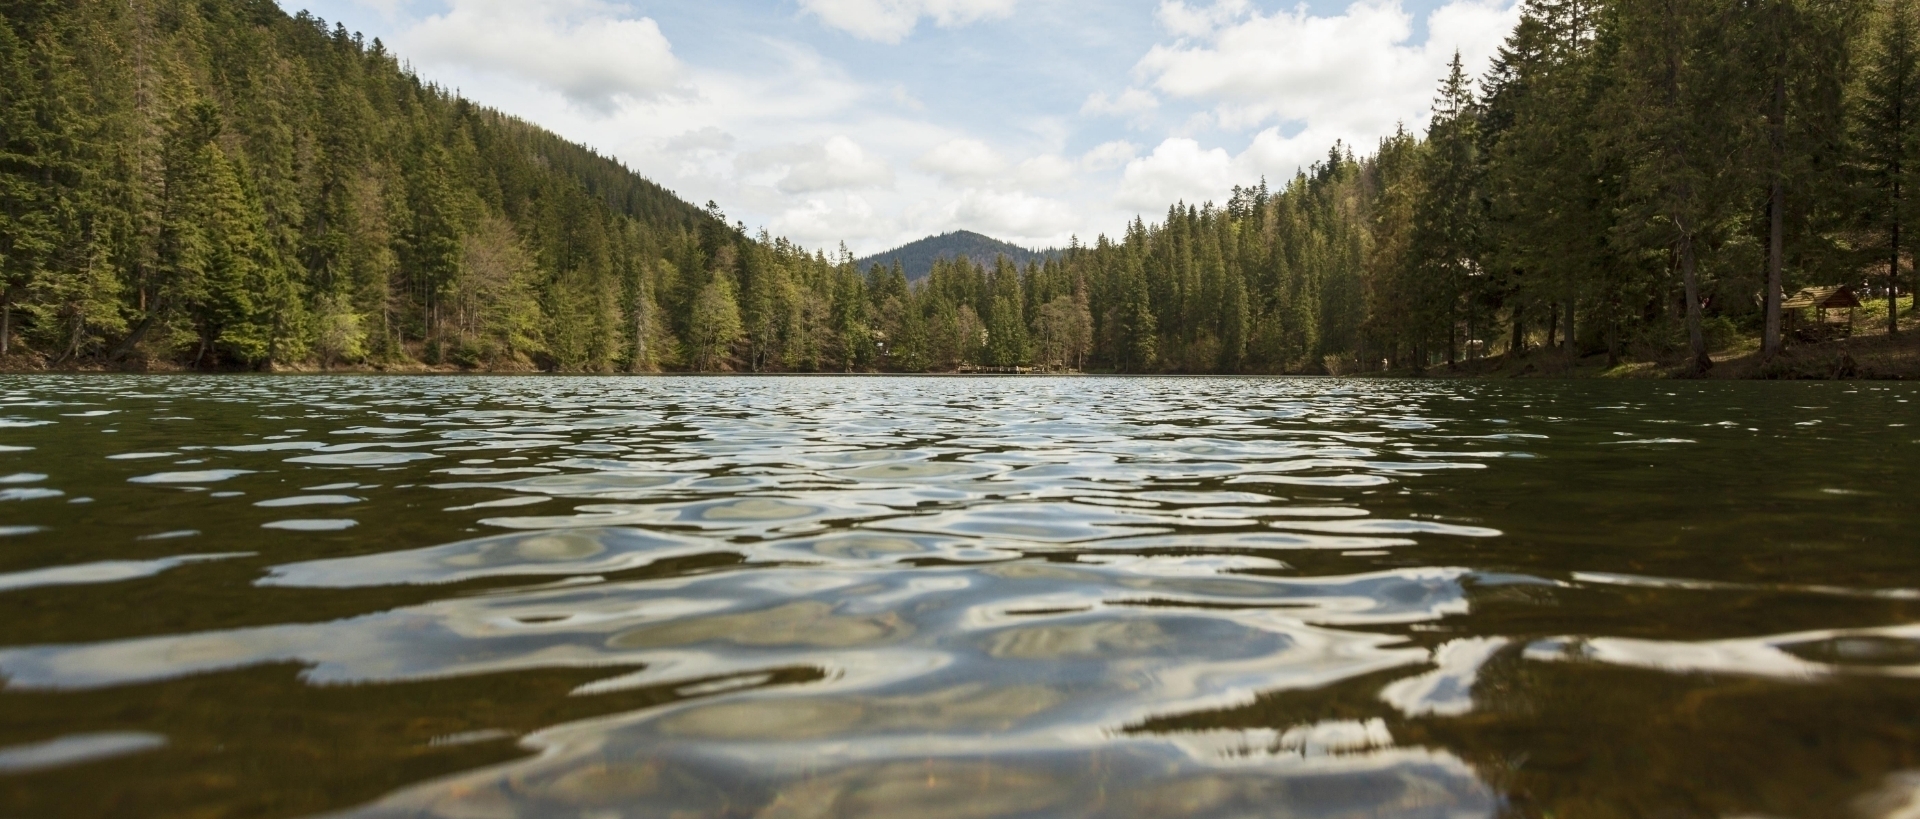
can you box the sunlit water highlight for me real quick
[0,375,1917,817]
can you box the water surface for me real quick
[1,375,1917,818]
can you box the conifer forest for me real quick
[3,0,1918,374]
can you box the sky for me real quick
[276,0,1523,256]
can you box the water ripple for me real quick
[0,375,1913,816]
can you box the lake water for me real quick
[0,376,1917,818]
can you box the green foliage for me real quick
[686,274,743,372]
[311,291,366,367]
[0,0,1904,374]
[857,230,1055,281]
[1856,0,1920,333]
[1409,53,1488,367]
[1703,315,1742,351]
[1033,294,1092,370]
[0,0,730,371]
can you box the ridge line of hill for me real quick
[856,231,1061,281]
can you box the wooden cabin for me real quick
[1782,286,1861,341]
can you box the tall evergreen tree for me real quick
[1857,0,1920,335]
[3,0,1915,378]
[1483,0,1607,358]
[687,273,742,372]
[1610,0,1752,374]
[1751,0,1868,357]
[1409,53,1487,368]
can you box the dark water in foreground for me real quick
[0,376,1916,818]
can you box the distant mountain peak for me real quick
[857,231,1057,281]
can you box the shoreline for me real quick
[4,321,1916,380]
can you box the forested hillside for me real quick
[0,0,758,371]
[856,231,1056,282]
[861,0,1920,376]
[3,0,1917,374]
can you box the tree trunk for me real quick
[1765,170,1784,356]
[630,292,650,373]
[1562,298,1576,356]
[1607,313,1621,369]
[1678,223,1713,374]
[1,298,10,357]
[110,313,158,362]
[52,312,83,368]
[1893,180,1903,336]
[1467,310,1478,363]
[1763,52,1787,358]
[265,314,280,372]
[1510,306,1526,357]
[1546,304,1559,350]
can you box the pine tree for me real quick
[194,145,291,367]
[830,258,868,371]
[1409,53,1487,368]
[401,142,465,358]
[1857,0,1920,335]
[1609,0,1753,374]
[1365,127,1426,370]
[1483,0,1607,359]
[8,0,1920,378]
[0,8,79,358]
[1116,252,1157,372]
[892,292,931,372]
[1752,0,1870,357]
[686,274,742,372]
[154,101,221,362]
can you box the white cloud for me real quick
[406,0,680,113]
[1117,138,1237,210]
[1114,128,1381,217]
[936,189,1079,244]
[1081,88,1160,118]
[1155,0,1250,38]
[1136,0,1518,134]
[1082,141,1140,170]
[664,127,736,154]
[1239,125,1357,180]
[658,127,740,184]
[915,139,1009,182]
[1064,0,1520,225]
[741,136,894,194]
[890,84,927,112]
[914,142,1079,195]
[301,0,1523,255]
[1428,0,1525,69]
[1015,154,1077,189]
[798,0,1020,44]
[772,195,896,242]
[340,0,408,18]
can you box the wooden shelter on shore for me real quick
[1782,286,1861,341]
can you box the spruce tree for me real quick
[1610,0,1753,374]
[0,16,48,356]
[0,8,81,358]
[1409,53,1486,368]
[686,274,742,372]
[1751,0,1869,357]
[1857,0,1920,335]
[1483,0,1606,359]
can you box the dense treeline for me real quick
[0,0,760,372]
[890,0,1918,375]
[3,0,1916,374]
